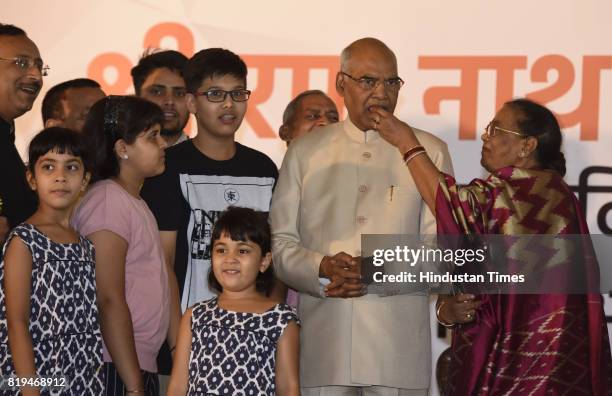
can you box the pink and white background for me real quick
[5,1,611,393]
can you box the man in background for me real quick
[41,78,105,132]
[279,89,338,145]
[131,49,190,146]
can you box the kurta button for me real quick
[362,151,372,159]
[357,215,367,224]
[358,185,368,193]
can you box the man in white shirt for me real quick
[270,37,453,395]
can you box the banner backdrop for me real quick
[5,1,611,394]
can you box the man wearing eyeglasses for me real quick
[270,38,453,395]
[142,48,281,318]
[279,90,339,146]
[0,24,43,244]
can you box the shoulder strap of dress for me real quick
[2,224,36,257]
[279,304,300,327]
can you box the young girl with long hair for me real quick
[72,96,180,396]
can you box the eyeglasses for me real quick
[340,72,404,91]
[0,56,49,76]
[485,122,528,138]
[192,89,251,102]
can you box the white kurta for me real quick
[270,118,454,389]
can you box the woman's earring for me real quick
[123,154,128,160]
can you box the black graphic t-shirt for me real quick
[141,140,278,311]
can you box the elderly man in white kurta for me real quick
[270,38,453,396]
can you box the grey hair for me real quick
[340,46,351,72]
[282,90,329,124]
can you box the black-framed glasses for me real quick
[340,72,404,91]
[0,56,49,76]
[485,122,528,138]
[192,89,251,102]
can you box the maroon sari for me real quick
[436,166,612,395]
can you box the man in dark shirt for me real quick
[131,50,190,147]
[0,24,43,243]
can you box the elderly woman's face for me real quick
[480,105,528,173]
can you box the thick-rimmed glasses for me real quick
[0,56,49,76]
[192,89,251,102]
[485,122,528,138]
[340,72,404,91]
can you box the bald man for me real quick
[279,90,339,145]
[270,38,453,395]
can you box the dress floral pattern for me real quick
[0,224,103,395]
[188,298,299,395]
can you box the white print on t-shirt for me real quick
[179,174,275,311]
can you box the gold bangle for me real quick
[436,301,454,328]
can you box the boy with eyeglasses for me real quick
[142,49,281,324]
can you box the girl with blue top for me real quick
[167,207,300,396]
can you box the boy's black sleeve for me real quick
[270,159,280,191]
[141,166,182,231]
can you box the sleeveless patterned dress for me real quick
[188,298,299,395]
[0,224,104,395]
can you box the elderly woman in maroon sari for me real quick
[369,98,611,395]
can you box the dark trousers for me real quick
[103,362,159,396]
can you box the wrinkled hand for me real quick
[319,252,364,298]
[368,105,416,154]
[0,216,8,245]
[438,294,481,325]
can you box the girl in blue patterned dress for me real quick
[167,207,300,396]
[0,128,103,395]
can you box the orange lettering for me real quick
[87,53,133,95]
[143,22,194,57]
[419,56,527,139]
[527,55,612,140]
